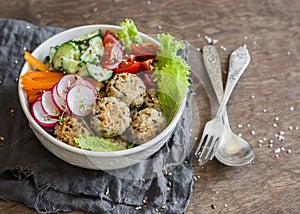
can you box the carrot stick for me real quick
[24,51,49,72]
[21,70,64,91]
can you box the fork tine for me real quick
[203,136,214,160]
[209,137,220,160]
[195,133,208,155]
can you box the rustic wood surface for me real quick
[1,0,300,213]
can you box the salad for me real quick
[20,19,190,152]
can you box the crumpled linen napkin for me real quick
[0,18,194,213]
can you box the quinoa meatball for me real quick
[126,108,167,145]
[91,97,131,138]
[143,88,162,112]
[106,73,146,108]
[54,115,91,146]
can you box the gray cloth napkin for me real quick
[0,19,194,213]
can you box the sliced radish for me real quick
[66,85,95,116]
[56,74,79,97]
[41,90,60,118]
[31,99,58,128]
[52,83,69,114]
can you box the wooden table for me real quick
[1,0,299,213]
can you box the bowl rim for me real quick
[18,24,187,158]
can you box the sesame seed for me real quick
[238,133,242,137]
[281,147,285,151]
[274,148,281,153]
[157,25,162,30]
[290,106,294,111]
[269,144,273,148]
[273,123,278,127]
[247,123,251,127]
[295,126,299,130]
[287,51,291,56]
[251,95,255,99]
[269,139,274,144]
[289,126,293,130]
[287,149,292,154]
[224,203,228,208]
[238,124,243,128]
[258,144,262,147]
[14,60,18,64]
[274,117,279,121]
[105,187,109,195]
[244,36,248,40]
[263,109,267,113]
[0,136,4,141]
[279,131,285,135]
[258,139,264,143]
[253,40,257,45]
[196,47,201,52]
[147,0,152,5]
[197,33,201,38]
[250,130,256,135]
[135,206,142,210]
[275,154,279,158]
[211,204,216,209]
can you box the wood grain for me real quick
[1,0,300,213]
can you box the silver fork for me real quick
[195,45,251,165]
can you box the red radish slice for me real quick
[41,90,60,118]
[66,85,95,116]
[56,74,80,97]
[31,99,58,128]
[52,83,69,114]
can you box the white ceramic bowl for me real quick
[18,25,186,170]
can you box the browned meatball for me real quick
[106,73,146,108]
[126,108,167,145]
[54,115,91,146]
[143,88,162,112]
[91,97,131,138]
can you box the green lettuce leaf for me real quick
[115,19,143,52]
[153,33,190,121]
[75,136,126,152]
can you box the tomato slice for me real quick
[131,43,159,60]
[139,58,154,71]
[103,30,122,48]
[113,60,140,74]
[101,43,123,70]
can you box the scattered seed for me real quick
[196,33,201,38]
[237,124,243,128]
[123,197,128,203]
[279,131,285,135]
[258,144,262,147]
[258,139,264,143]
[168,181,172,187]
[263,109,267,113]
[211,204,216,209]
[287,51,291,56]
[275,154,279,158]
[14,60,18,64]
[244,36,248,40]
[193,175,198,181]
[196,47,201,52]
[0,136,4,141]
[290,106,294,111]
[269,144,273,148]
[143,196,148,204]
[288,126,293,130]
[273,123,278,127]
[147,0,151,5]
[251,95,255,99]
[253,40,257,45]
[135,206,142,210]
[250,130,256,135]
[287,149,292,154]
[105,187,109,195]
[269,139,274,144]
[247,123,251,127]
[281,147,285,151]
[238,133,242,137]
[157,25,162,30]
[274,148,281,153]
[224,203,228,208]
[8,108,15,118]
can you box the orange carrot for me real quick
[24,51,49,72]
[21,70,64,91]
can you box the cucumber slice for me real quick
[86,62,113,81]
[72,30,101,43]
[61,57,90,77]
[52,43,80,70]
[80,36,104,64]
[80,46,100,64]
[88,36,104,55]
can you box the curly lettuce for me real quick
[115,19,143,52]
[153,33,190,121]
